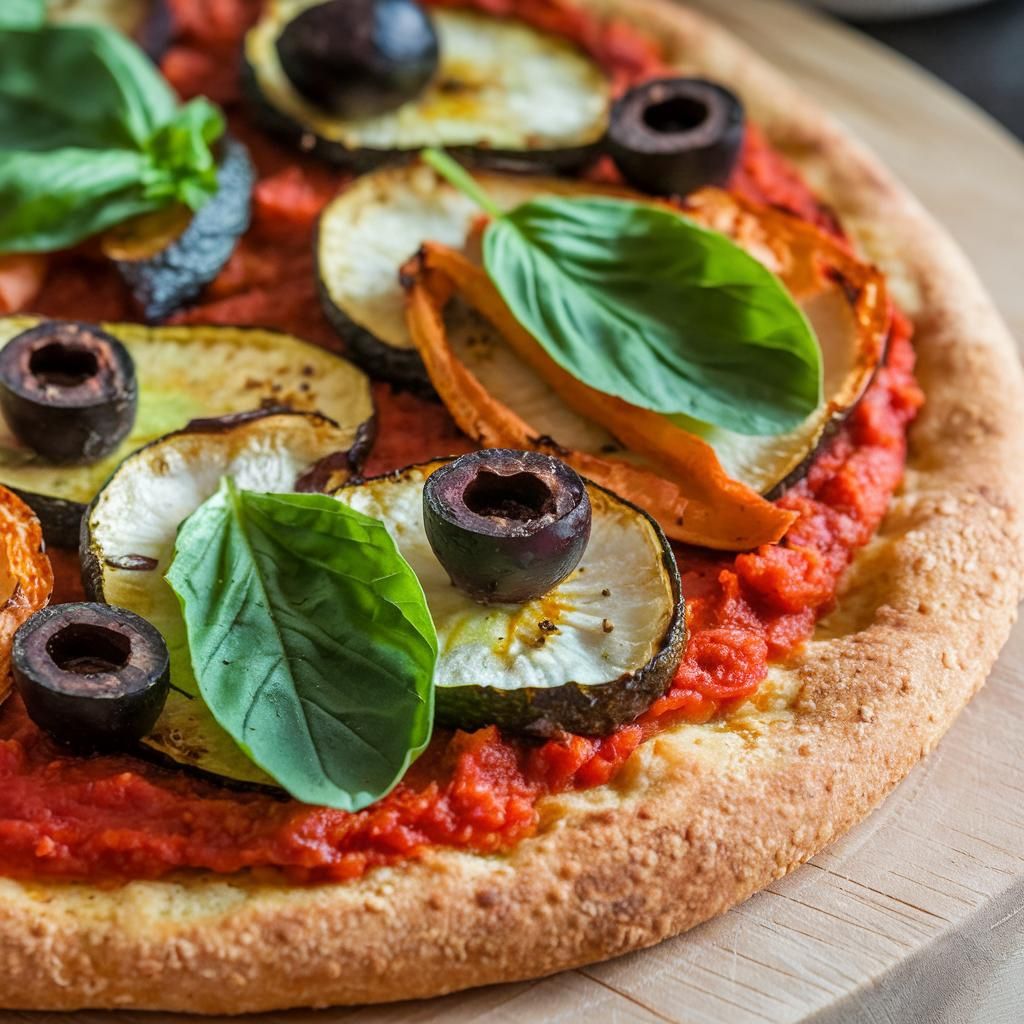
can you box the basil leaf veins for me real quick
[166,479,437,811]
[422,148,822,437]
[0,22,224,252]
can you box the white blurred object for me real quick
[805,0,993,18]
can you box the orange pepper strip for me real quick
[404,261,693,531]
[0,488,53,704]
[0,254,47,315]
[414,242,797,550]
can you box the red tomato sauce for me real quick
[0,0,922,883]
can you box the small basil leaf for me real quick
[0,0,44,29]
[484,196,822,437]
[166,480,437,811]
[0,148,161,252]
[141,99,224,211]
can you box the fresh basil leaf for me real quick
[0,25,177,151]
[0,0,44,29]
[141,98,224,210]
[484,196,821,436]
[0,22,224,252]
[166,479,437,811]
[0,148,159,251]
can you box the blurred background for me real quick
[809,0,1023,138]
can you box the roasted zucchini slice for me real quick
[82,410,361,788]
[0,316,374,546]
[317,164,888,497]
[336,460,685,736]
[243,2,610,172]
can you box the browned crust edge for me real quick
[1,0,1023,1012]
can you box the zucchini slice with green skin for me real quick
[335,460,685,737]
[82,410,361,789]
[317,164,888,497]
[0,316,375,547]
[111,136,255,322]
[243,3,610,173]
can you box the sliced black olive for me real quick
[423,449,591,605]
[276,0,439,120]
[11,602,170,753]
[0,321,137,465]
[607,77,745,197]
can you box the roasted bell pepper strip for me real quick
[404,261,693,531]
[0,487,53,704]
[411,241,797,550]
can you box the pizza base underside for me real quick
[1,0,1022,1012]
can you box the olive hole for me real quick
[29,342,99,388]
[47,624,131,676]
[643,96,709,134]
[463,470,556,521]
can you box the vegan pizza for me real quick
[0,0,1021,1013]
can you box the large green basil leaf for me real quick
[0,149,157,252]
[484,196,822,437]
[0,25,176,150]
[166,480,437,811]
[0,0,43,29]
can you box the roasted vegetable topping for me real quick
[12,602,169,752]
[0,486,52,706]
[0,320,137,464]
[0,316,375,547]
[277,0,439,119]
[338,460,684,736]
[82,410,377,788]
[245,5,610,170]
[607,78,745,197]
[423,449,591,604]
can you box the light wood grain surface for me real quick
[8,2,1023,1021]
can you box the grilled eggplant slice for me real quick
[318,164,888,498]
[244,2,610,172]
[0,316,374,546]
[82,410,361,787]
[106,136,255,322]
[336,460,684,736]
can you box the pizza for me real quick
[0,0,1021,1013]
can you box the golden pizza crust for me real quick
[1,0,1022,1011]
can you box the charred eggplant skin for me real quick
[608,78,745,197]
[276,0,439,119]
[12,603,170,753]
[115,136,255,322]
[0,321,137,465]
[424,450,591,604]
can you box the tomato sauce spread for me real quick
[0,0,923,883]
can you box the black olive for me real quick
[607,77,745,197]
[0,321,137,464]
[276,0,439,119]
[423,450,591,605]
[11,603,170,753]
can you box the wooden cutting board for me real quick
[9,3,1023,1022]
